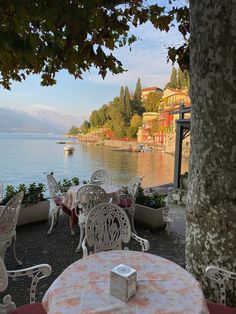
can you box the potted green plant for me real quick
[57,177,80,192]
[2,182,49,226]
[134,183,168,231]
[1,176,80,226]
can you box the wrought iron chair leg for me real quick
[76,223,84,252]
[54,209,60,226]
[12,235,22,265]
[166,222,170,235]
[69,217,75,235]
[47,212,55,234]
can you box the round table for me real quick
[42,250,209,314]
[62,184,121,211]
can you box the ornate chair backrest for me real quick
[0,192,24,237]
[76,185,108,216]
[46,174,60,199]
[90,170,110,185]
[86,203,131,254]
[0,181,3,203]
[205,266,236,305]
[127,176,141,200]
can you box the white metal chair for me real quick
[0,192,24,266]
[46,173,74,235]
[90,170,110,185]
[117,176,141,234]
[205,266,236,313]
[0,181,3,204]
[0,257,51,314]
[75,184,110,252]
[82,203,150,257]
[163,208,175,235]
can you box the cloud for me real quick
[86,22,184,89]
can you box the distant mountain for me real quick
[0,106,87,133]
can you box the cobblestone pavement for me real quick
[2,205,186,307]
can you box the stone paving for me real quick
[2,205,186,307]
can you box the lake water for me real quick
[0,132,189,189]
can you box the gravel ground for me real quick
[2,205,186,307]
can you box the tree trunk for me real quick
[187,0,236,306]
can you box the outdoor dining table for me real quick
[42,250,209,314]
[60,184,121,227]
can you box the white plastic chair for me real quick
[90,170,110,185]
[0,257,51,313]
[75,184,110,252]
[82,202,150,257]
[117,176,141,234]
[0,191,24,266]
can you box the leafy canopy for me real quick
[0,0,189,89]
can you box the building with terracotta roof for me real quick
[137,88,191,156]
[141,86,163,100]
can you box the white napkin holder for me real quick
[110,264,137,301]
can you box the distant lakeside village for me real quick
[66,67,190,157]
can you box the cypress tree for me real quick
[177,68,185,88]
[134,78,142,100]
[169,67,177,88]
[124,86,131,119]
[119,86,126,115]
[131,78,144,115]
[184,70,190,89]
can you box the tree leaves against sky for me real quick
[0,0,189,89]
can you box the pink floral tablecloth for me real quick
[43,250,209,314]
[62,184,121,210]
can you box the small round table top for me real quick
[43,250,209,314]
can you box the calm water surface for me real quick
[0,133,188,189]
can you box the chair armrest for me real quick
[131,232,150,252]
[117,193,133,200]
[7,264,51,303]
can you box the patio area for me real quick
[3,205,186,307]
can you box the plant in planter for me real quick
[136,184,166,209]
[57,177,80,192]
[1,182,48,226]
[2,183,46,206]
[134,183,168,231]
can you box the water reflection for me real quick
[79,144,189,187]
[0,133,189,188]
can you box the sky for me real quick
[0,4,184,118]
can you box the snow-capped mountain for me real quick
[0,105,87,133]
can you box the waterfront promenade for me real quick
[3,205,185,307]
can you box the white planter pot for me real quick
[17,200,50,226]
[134,204,168,231]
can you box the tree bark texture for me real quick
[187,0,236,306]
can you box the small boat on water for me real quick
[138,144,153,152]
[64,146,75,154]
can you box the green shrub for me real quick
[57,177,80,192]
[2,182,46,206]
[136,183,166,209]
[2,176,80,206]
